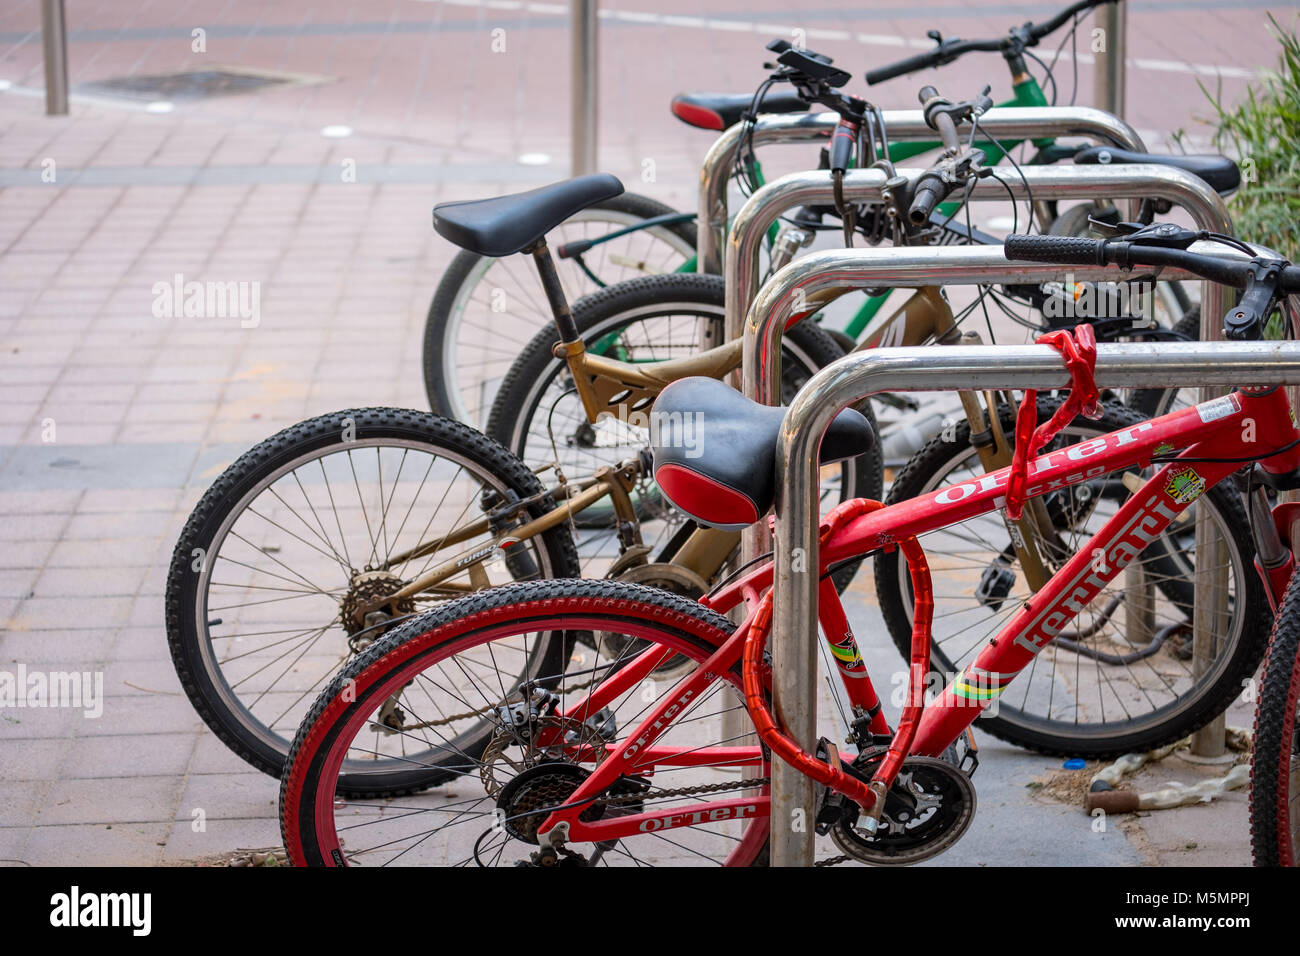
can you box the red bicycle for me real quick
[279,229,1300,866]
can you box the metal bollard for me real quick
[570,0,598,176]
[41,0,69,116]
[1093,2,1127,119]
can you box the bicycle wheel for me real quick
[874,397,1270,757]
[165,408,581,793]
[1251,570,1300,866]
[485,272,883,580]
[423,193,698,427]
[279,578,771,867]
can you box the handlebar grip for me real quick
[908,180,947,225]
[1004,234,1105,265]
[865,49,941,85]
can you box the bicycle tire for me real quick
[165,407,581,794]
[874,397,1270,757]
[1251,570,1300,866]
[279,578,771,867]
[423,193,698,426]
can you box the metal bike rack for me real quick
[697,105,1147,274]
[729,163,1229,569]
[726,163,1230,363]
[726,160,1237,760]
[761,246,1300,867]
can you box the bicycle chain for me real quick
[371,682,857,864]
[375,687,858,865]
[590,775,771,807]
[593,777,853,866]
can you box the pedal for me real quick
[958,727,980,777]
[816,736,843,773]
[812,737,847,835]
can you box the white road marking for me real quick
[414,0,1259,80]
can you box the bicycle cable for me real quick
[1149,434,1300,466]
[977,120,1037,233]
[1049,11,1084,106]
[1024,47,1059,106]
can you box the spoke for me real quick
[287,470,353,572]
[347,449,382,570]
[318,456,354,570]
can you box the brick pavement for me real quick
[0,0,1288,865]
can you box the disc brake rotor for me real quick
[479,708,612,797]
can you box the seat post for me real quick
[527,240,581,345]
[527,239,603,424]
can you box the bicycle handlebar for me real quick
[1004,234,1300,287]
[1004,233,1300,339]
[908,179,949,224]
[865,0,1117,85]
[865,38,1001,86]
[1030,0,1118,44]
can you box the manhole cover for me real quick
[80,66,323,101]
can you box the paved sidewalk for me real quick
[0,0,1288,865]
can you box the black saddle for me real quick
[670,91,810,131]
[1073,146,1241,196]
[651,377,875,532]
[432,173,625,257]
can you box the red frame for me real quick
[521,387,1300,846]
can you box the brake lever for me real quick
[1089,220,1203,249]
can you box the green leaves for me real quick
[1201,14,1300,261]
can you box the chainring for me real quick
[830,752,977,865]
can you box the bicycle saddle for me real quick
[651,376,874,532]
[1073,147,1241,196]
[670,91,810,131]
[432,173,625,257]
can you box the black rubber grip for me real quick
[1004,234,1104,265]
[865,49,941,85]
[908,182,946,225]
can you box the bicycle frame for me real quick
[527,386,1300,846]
